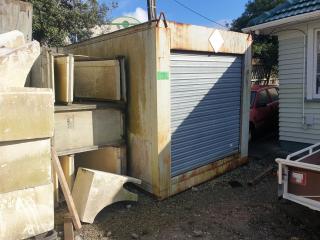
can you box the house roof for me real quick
[247,0,320,27]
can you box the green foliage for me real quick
[31,0,117,47]
[231,0,286,32]
[231,0,286,81]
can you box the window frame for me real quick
[307,25,320,100]
[313,29,320,98]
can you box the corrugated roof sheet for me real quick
[248,0,320,26]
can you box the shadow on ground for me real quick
[76,135,320,240]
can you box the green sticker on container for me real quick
[157,71,169,81]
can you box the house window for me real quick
[306,26,320,99]
[316,31,320,96]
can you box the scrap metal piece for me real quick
[72,168,141,224]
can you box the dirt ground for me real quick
[68,136,320,240]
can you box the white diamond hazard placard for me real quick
[209,30,224,53]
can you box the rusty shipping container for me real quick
[66,20,252,199]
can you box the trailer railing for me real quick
[275,143,320,211]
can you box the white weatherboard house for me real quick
[244,0,320,151]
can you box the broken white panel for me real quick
[72,168,141,223]
[0,40,40,87]
[0,30,25,49]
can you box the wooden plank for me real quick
[64,214,74,240]
[247,165,275,186]
[0,88,54,141]
[74,60,121,101]
[51,147,81,230]
[54,108,124,154]
[60,155,75,190]
[72,168,141,223]
[75,146,127,175]
[0,139,52,194]
[0,183,54,240]
[54,55,74,104]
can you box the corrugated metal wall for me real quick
[170,52,242,177]
[278,34,320,144]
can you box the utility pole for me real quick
[147,0,157,21]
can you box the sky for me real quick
[101,0,248,28]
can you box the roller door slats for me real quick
[170,52,242,177]
[172,138,240,162]
[171,114,239,131]
[171,92,240,103]
[172,119,240,137]
[171,106,241,123]
[172,145,239,175]
[172,129,240,151]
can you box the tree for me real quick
[231,0,286,84]
[31,0,118,47]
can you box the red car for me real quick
[250,85,279,140]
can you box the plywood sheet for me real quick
[74,60,121,100]
[54,108,124,155]
[0,183,54,240]
[0,88,54,141]
[0,138,52,194]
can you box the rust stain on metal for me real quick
[167,21,248,54]
[170,154,248,196]
[64,21,250,199]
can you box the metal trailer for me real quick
[66,20,252,199]
[276,143,320,210]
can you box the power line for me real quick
[171,0,227,28]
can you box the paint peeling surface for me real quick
[168,21,249,54]
[66,23,158,194]
[0,184,54,240]
[169,155,248,197]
